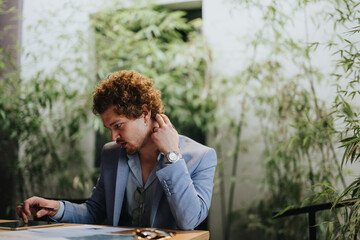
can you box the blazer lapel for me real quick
[112,150,129,226]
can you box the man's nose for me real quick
[111,130,118,141]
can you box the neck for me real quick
[138,119,159,162]
[139,141,159,160]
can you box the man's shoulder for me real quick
[179,135,213,153]
[179,135,216,167]
[101,142,127,166]
[103,141,122,151]
[102,141,125,159]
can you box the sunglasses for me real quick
[134,228,175,239]
[133,187,145,226]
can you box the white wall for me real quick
[21,0,100,89]
[21,0,103,193]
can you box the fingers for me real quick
[22,200,32,217]
[21,211,29,223]
[35,209,49,219]
[16,205,28,223]
[17,196,53,223]
[16,205,22,217]
[17,201,31,223]
[151,114,179,154]
[155,114,171,128]
[155,114,165,127]
[160,114,171,125]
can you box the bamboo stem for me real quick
[225,98,246,240]
[215,128,227,239]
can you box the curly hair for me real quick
[92,70,164,119]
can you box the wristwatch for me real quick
[165,151,182,164]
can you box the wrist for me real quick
[48,200,60,217]
[165,151,182,164]
[163,147,180,157]
[49,201,65,221]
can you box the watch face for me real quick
[168,152,177,161]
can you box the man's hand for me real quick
[151,114,180,155]
[16,196,60,223]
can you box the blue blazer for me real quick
[60,135,217,230]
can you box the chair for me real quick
[273,199,358,240]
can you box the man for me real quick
[17,70,217,230]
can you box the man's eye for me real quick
[115,123,122,129]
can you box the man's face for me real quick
[101,107,148,155]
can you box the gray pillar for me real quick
[0,0,23,219]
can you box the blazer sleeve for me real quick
[60,164,107,224]
[156,147,217,230]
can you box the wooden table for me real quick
[0,220,209,240]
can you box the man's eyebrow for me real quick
[103,120,120,129]
[109,120,121,127]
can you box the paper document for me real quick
[0,225,134,240]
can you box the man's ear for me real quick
[142,104,151,120]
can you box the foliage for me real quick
[329,0,360,238]
[219,0,359,239]
[0,1,95,216]
[91,4,215,142]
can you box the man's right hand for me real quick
[16,196,60,223]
